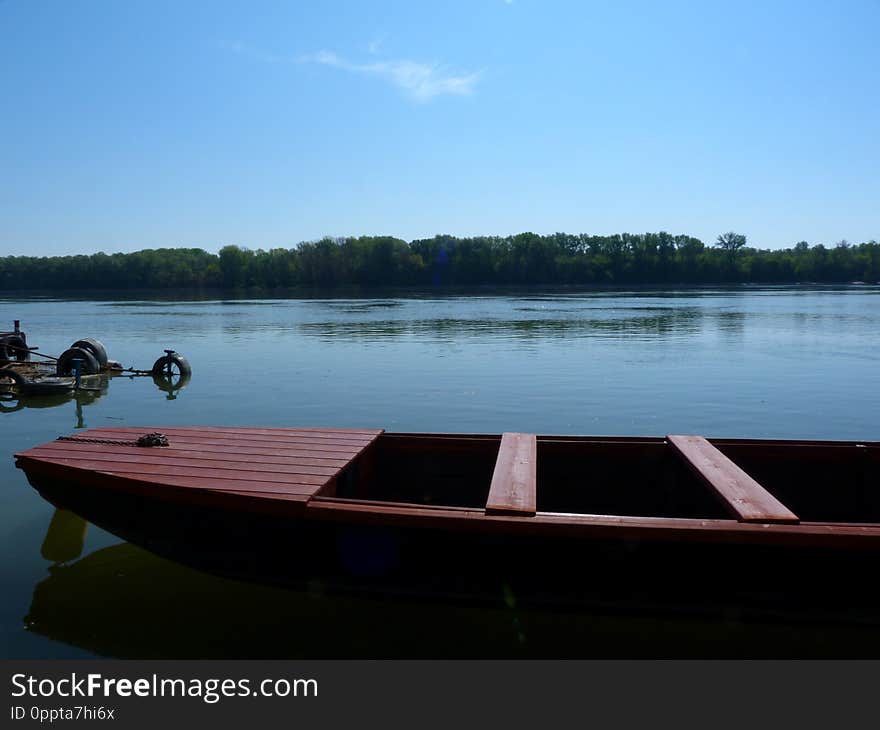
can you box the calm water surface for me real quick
[2,286,879,657]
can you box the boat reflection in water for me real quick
[24,491,880,658]
[26,508,560,658]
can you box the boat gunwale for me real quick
[307,495,880,548]
[381,432,880,448]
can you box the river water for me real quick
[2,286,879,657]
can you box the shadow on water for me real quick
[21,500,880,659]
[6,283,877,306]
[27,514,546,660]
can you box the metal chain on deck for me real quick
[57,432,170,447]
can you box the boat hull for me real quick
[26,474,880,626]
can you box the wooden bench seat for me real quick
[486,433,537,516]
[668,434,799,524]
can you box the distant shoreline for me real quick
[2,233,878,292]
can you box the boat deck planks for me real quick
[486,433,537,516]
[667,434,800,524]
[32,439,351,468]
[15,426,384,510]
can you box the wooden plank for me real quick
[89,440,358,458]
[19,459,314,515]
[73,427,374,449]
[90,425,379,442]
[63,432,371,456]
[25,448,341,478]
[16,457,320,495]
[71,428,372,444]
[32,440,351,468]
[223,489,315,503]
[304,499,880,548]
[100,471,321,494]
[667,434,799,524]
[23,455,329,486]
[15,427,386,506]
[485,432,537,516]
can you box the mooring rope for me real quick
[57,432,170,447]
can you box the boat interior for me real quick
[328,432,880,526]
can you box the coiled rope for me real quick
[57,432,170,447]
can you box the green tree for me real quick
[716,231,747,259]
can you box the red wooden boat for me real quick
[17,425,880,627]
[14,426,880,549]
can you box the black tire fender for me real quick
[56,347,100,376]
[0,367,26,386]
[70,338,108,368]
[152,353,192,378]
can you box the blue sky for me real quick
[1,0,878,256]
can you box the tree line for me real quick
[1,232,878,291]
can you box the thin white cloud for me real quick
[222,40,481,102]
[300,50,481,102]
